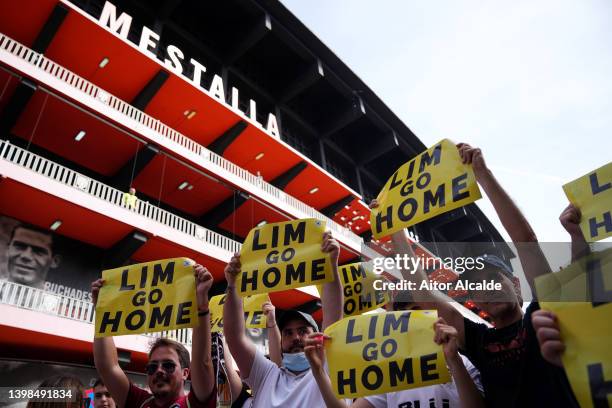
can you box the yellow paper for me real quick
[95,258,198,337]
[209,293,270,333]
[563,161,612,242]
[319,262,390,317]
[536,248,612,408]
[238,218,333,296]
[370,139,481,239]
[324,310,450,399]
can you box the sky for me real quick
[281,0,611,248]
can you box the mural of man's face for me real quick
[7,227,59,288]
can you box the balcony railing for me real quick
[0,32,363,248]
[0,279,192,345]
[0,139,241,255]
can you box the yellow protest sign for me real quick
[536,249,612,408]
[563,162,612,242]
[319,262,390,317]
[324,310,450,399]
[95,258,198,337]
[370,139,481,239]
[209,293,269,333]
[238,218,333,296]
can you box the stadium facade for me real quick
[0,0,510,393]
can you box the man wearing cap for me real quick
[376,143,579,407]
[222,231,343,408]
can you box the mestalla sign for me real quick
[97,1,281,138]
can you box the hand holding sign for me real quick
[559,204,585,239]
[224,252,241,288]
[91,278,104,306]
[262,300,276,327]
[433,317,459,362]
[531,309,564,367]
[322,231,340,266]
[304,332,331,372]
[457,143,487,180]
[194,264,213,310]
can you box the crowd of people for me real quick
[27,143,592,407]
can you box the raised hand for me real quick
[434,317,459,361]
[304,332,330,371]
[224,253,241,287]
[532,309,565,367]
[559,204,583,238]
[457,143,488,179]
[262,300,276,327]
[322,232,340,266]
[91,278,104,307]
[194,264,213,309]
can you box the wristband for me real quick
[266,323,277,328]
[198,309,210,317]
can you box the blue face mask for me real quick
[282,352,310,372]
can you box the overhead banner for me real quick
[563,161,612,242]
[238,218,333,296]
[324,310,450,399]
[319,262,390,317]
[370,139,481,239]
[209,293,269,333]
[95,258,198,337]
[536,248,612,408]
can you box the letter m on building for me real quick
[99,1,133,39]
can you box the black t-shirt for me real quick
[460,302,579,408]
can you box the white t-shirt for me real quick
[245,351,348,408]
[364,355,483,408]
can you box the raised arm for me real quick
[434,318,485,408]
[222,253,257,378]
[391,227,466,344]
[262,300,282,366]
[92,278,130,406]
[321,232,343,330]
[559,204,590,261]
[223,338,246,403]
[189,265,215,402]
[457,143,551,295]
[304,333,350,408]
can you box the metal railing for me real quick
[0,32,363,247]
[0,279,192,345]
[0,140,241,255]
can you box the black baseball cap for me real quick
[277,310,319,333]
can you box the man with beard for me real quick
[222,231,343,408]
[91,264,216,408]
[373,143,579,407]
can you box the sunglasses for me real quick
[145,360,177,375]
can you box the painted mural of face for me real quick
[7,226,60,288]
